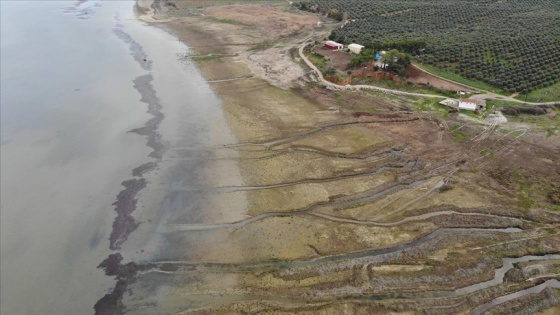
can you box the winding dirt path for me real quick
[298,43,446,99]
[298,39,557,105]
[411,64,559,105]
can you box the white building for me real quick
[458,99,479,111]
[439,98,486,112]
[348,43,365,54]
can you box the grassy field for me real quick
[206,16,248,26]
[485,99,523,108]
[351,76,454,98]
[514,82,560,103]
[506,109,560,138]
[414,97,450,118]
[170,0,286,13]
[305,52,327,73]
[486,99,560,137]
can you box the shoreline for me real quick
[124,1,560,314]
[95,2,251,313]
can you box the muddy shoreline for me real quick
[95,1,256,314]
[96,11,168,314]
[108,1,560,314]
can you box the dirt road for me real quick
[301,42,558,105]
[411,64,560,105]
[299,42,447,99]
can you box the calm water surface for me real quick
[1,1,225,314]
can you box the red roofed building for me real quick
[324,40,343,51]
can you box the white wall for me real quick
[348,44,363,54]
[458,101,477,111]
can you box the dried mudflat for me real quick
[128,2,560,314]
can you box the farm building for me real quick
[439,98,486,112]
[324,41,343,51]
[459,99,485,111]
[348,43,365,54]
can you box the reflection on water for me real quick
[1,1,149,314]
[1,0,226,314]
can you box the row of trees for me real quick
[362,39,426,55]
[348,49,411,76]
[298,0,560,92]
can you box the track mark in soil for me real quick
[220,117,419,150]
[214,160,416,193]
[149,228,523,273]
[164,178,427,232]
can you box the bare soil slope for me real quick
[204,4,320,39]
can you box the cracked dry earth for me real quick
[118,3,560,315]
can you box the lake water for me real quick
[0,1,234,314]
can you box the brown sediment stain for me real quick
[109,178,147,250]
[112,18,152,71]
[94,253,154,315]
[108,50,165,253]
[129,74,165,159]
[96,20,168,315]
[114,16,164,159]
[132,161,157,177]
[94,254,128,315]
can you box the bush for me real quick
[438,184,454,192]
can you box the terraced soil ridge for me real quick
[118,2,560,314]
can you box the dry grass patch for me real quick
[204,4,319,39]
[280,126,391,155]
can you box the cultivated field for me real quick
[297,0,560,94]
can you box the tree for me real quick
[381,49,411,76]
[328,9,343,21]
[364,40,383,51]
[348,49,374,68]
